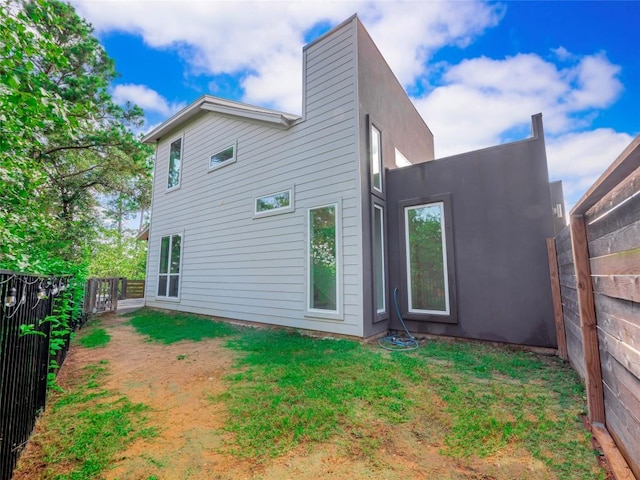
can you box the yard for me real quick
[15,309,607,479]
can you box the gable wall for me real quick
[145,19,364,336]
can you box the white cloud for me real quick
[546,129,633,205]
[414,52,625,158]
[111,84,185,117]
[73,0,502,113]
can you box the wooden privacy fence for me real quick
[120,278,145,299]
[550,135,640,479]
[0,271,81,480]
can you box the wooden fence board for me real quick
[600,350,640,425]
[596,297,640,352]
[566,321,586,380]
[558,262,576,276]
[595,293,639,326]
[548,238,568,359]
[586,187,640,243]
[555,225,573,253]
[592,423,637,480]
[603,385,640,479]
[598,328,640,380]
[590,247,640,276]
[593,276,640,303]
[589,218,640,258]
[560,274,577,289]
[557,248,575,267]
[586,164,640,225]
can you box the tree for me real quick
[0,0,152,274]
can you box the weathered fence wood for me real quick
[547,238,567,359]
[557,134,640,478]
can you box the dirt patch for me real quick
[17,312,573,479]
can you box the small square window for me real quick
[209,144,236,171]
[254,189,294,217]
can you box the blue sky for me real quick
[73,0,639,209]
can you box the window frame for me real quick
[208,141,237,172]
[156,232,183,301]
[399,194,457,324]
[370,123,383,194]
[306,201,342,320]
[254,187,295,218]
[372,203,387,317]
[166,134,184,191]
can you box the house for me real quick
[142,15,561,347]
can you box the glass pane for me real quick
[159,236,170,274]
[210,146,234,168]
[373,206,385,313]
[170,235,181,274]
[309,205,337,311]
[168,138,182,189]
[169,275,180,297]
[371,126,381,191]
[157,275,167,296]
[405,203,448,313]
[256,191,290,212]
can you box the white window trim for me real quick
[371,124,382,193]
[373,204,386,314]
[305,201,343,320]
[156,231,184,302]
[208,140,237,172]
[404,202,450,315]
[166,134,184,192]
[254,187,295,218]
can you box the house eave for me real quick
[142,95,301,144]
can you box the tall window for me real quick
[158,234,182,298]
[405,202,449,314]
[373,205,386,314]
[167,137,182,190]
[308,204,338,312]
[370,125,382,192]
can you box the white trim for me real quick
[208,140,237,172]
[166,133,183,192]
[404,202,450,315]
[306,201,342,319]
[156,231,184,302]
[373,204,386,314]
[253,187,295,218]
[370,124,382,193]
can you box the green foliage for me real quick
[127,308,238,344]
[19,363,156,480]
[88,227,147,279]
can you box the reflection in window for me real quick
[309,205,337,312]
[255,190,292,215]
[158,234,182,298]
[209,145,235,170]
[373,205,385,314]
[167,138,182,189]
[371,125,382,192]
[405,202,449,314]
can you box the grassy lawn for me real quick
[16,309,605,479]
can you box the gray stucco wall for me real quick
[386,114,558,347]
[356,19,435,338]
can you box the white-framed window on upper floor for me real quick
[254,187,294,217]
[370,124,382,193]
[167,135,183,191]
[209,142,236,172]
[157,233,182,299]
[307,202,340,315]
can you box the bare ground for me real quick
[16,312,572,479]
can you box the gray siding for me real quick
[355,20,435,337]
[145,19,363,336]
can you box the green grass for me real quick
[77,327,110,348]
[19,363,156,480]
[127,308,238,344]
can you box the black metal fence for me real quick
[0,270,83,480]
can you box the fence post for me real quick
[569,214,605,424]
[546,238,567,360]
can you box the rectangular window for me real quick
[308,204,338,312]
[373,205,386,314]
[370,125,382,192]
[158,234,182,298]
[255,189,293,216]
[167,137,182,190]
[209,144,236,171]
[405,202,449,314]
